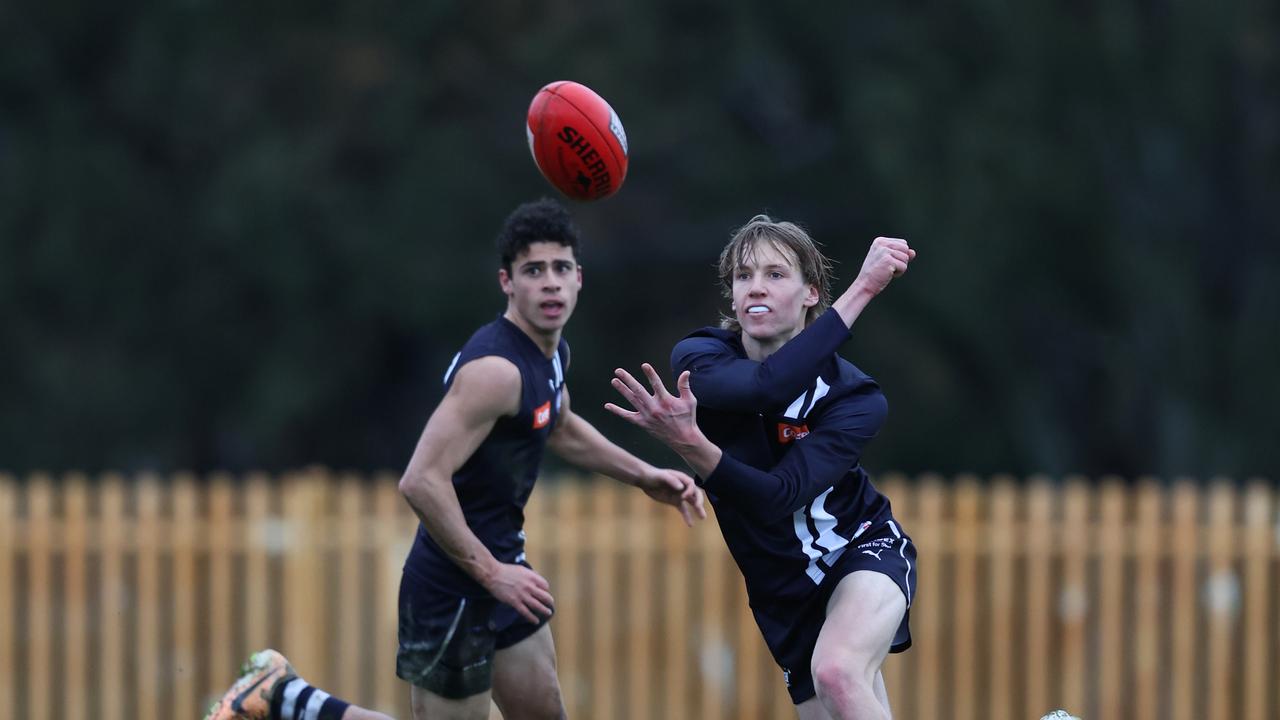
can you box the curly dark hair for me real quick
[496,198,582,272]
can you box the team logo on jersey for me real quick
[858,537,894,561]
[777,422,810,443]
[533,401,552,429]
[782,668,792,688]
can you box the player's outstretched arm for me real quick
[548,384,706,526]
[399,356,554,623]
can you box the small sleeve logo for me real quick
[533,401,552,429]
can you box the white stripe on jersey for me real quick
[888,521,913,606]
[784,376,831,419]
[793,486,852,585]
[552,353,564,387]
[443,352,461,385]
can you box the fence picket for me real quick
[98,474,127,720]
[28,475,54,720]
[243,474,272,653]
[1170,480,1200,720]
[987,476,1017,720]
[1241,480,1272,720]
[1023,476,1054,719]
[1132,478,1163,720]
[662,492,691,720]
[625,487,656,720]
[64,474,90,720]
[0,475,12,714]
[336,473,365,701]
[589,481,621,720]
[207,474,236,690]
[172,474,199,718]
[1096,478,1126,720]
[136,473,162,720]
[697,501,729,720]
[1206,481,1237,720]
[950,476,980,720]
[1058,478,1090,714]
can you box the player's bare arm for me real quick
[606,364,724,479]
[398,355,554,623]
[830,237,916,326]
[548,384,706,526]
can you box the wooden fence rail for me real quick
[0,471,1275,719]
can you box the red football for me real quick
[526,81,629,201]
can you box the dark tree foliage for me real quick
[2,1,1277,478]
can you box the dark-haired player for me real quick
[606,215,916,720]
[206,198,705,720]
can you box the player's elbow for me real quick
[398,471,430,502]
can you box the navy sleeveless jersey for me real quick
[405,315,568,596]
[671,309,896,610]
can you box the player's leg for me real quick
[795,696,835,720]
[795,670,888,720]
[490,623,566,720]
[396,570,501,720]
[407,685,491,720]
[872,668,891,717]
[808,570,906,720]
[205,649,394,720]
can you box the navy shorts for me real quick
[395,566,551,699]
[756,520,916,704]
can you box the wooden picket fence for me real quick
[0,470,1275,720]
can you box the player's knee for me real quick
[499,679,565,720]
[811,654,874,708]
[532,686,567,720]
[507,690,566,720]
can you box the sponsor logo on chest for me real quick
[777,422,810,443]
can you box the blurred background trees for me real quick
[2,1,1277,478]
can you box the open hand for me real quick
[638,467,707,526]
[605,364,701,450]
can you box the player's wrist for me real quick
[672,434,719,477]
[846,276,880,301]
[472,555,504,590]
[833,281,876,325]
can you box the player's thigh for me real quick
[409,683,492,720]
[491,624,565,720]
[813,570,906,678]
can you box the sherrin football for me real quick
[526,81,629,201]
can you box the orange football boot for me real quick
[204,649,296,720]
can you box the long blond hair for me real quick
[717,214,833,332]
